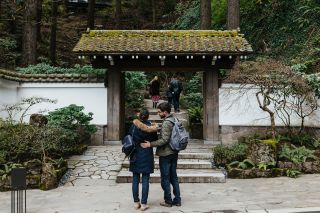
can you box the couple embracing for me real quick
[127,102,181,211]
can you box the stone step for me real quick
[170,152,212,160]
[153,150,212,160]
[116,169,226,183]
[122,160,212,169]
[144,99,167,109]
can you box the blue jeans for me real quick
[132,173,150,204]
[159,154,181,204]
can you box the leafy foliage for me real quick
[187,106,203,123]
[125,72,147,109]
[286,169,301,178]
[213,143,248,166]
[184,93,203,108]
[279,144,317,164]
[0,163,23,180]
[257,161,276,171]
[0,123,78,163]
[0,37,20,68]
[47,104,97,143]
[16,63,105,77]
[228,159,255,170]
[166,0,200,29]
[185,72,202,94]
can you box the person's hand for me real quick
[151,123,158,128]
[140,141,151,148]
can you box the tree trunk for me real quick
[22,0,38,66]
[36,0,42,41]
[227,0,240,30]
[87,0,95,29]
[115,0,122,29]
[200,0,211,30]
[50,0,58,65]
[152,0,156,29]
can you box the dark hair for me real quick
[139,108,149,120]
[157,102,171,113]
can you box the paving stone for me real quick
[78,171,93,177]
[77,164,93,169]
[95,160,110,165]
[68,155,97,161]
[91,175,101,179]
[94,170,102,175]
[108,165,122,171]
[89,167,99,172]
[101,173,110,180]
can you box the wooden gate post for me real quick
[203,68,220,144]
[107,67,125,142]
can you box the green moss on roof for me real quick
[73,30,253,54]
[85,30,242,38]
[0,69,103,83]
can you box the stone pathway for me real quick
[63,145,124,186]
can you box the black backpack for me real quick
[122,126,136,157]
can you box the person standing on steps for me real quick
[140,102,182,208]
[149,76,160,108]
[128,108,158,211]
[169,75,183,113]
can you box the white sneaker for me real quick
[140,204,150,211]
[134,202,141,210]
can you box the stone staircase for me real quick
[116,140,225,183]
[116,99,226,183]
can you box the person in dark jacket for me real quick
[169,76,183,112]
[129,108,158,211]
[149,76,160,108]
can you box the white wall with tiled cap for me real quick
[0,82,107,125]
[1,80,320,128]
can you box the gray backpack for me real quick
[167,117,189,151]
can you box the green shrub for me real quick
[213,143,249,167]
[185,72,202,94]
[0,37,19,68]
[0,123,77,163]
[187,106,203,123]
[228,159,255,170]
[184,92,203,108]
[279,133,319,149]
[125,72,147,109]
[279,144,317,164]
[47,104,97,144]
[167,0,200,29]
[16,63,105,78]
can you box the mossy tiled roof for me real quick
[73,30,253,54]
[0,69,103,83]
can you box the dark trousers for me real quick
[132,173,150,204]
[159,153,181,204]
[172,93,180,110]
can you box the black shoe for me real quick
[160,201,172,207]
[172,201,181,206]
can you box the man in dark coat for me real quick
[129,108,158,211]
[169,76,183,112]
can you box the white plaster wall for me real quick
[1,80,319,128]
[0,79,19,118]
[0,82,107,125]
[220,83,320,127]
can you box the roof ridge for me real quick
[0,69,103,83]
